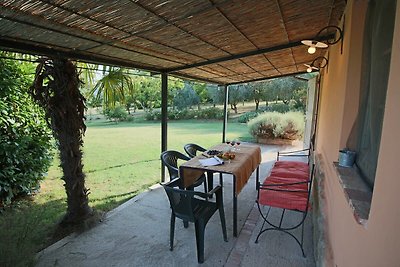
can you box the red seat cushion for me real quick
[270,167,309,180]
[258,174,310,212]
[259,188,309,212]
[274,160,309,170]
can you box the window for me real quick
[347,0,396,190]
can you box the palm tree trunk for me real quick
[58,120,92,224]
[31,58,92,225]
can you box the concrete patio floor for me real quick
[36,144,315,267]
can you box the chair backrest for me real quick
[161,150,190,180]
[162,179,196,222]
[184,143,206,158]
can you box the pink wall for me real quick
[316,0,400,266]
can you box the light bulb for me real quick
[308,46,316,54]
[307,67,312,73]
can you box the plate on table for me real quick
[203,150,222,157]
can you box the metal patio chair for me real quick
[161,178,228,263]
[255,149,314,257]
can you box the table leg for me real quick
[256,166,260,190]
[207,171,214,193]
[233,175,237,237]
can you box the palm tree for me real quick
[88,67,133,109]
[31,57,92,225]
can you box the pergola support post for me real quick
[161,72,168,182]
[222,84,228,143]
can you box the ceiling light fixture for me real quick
[301,25,343,54]
[303,56,329,72]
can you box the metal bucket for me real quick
[338,150,356,167]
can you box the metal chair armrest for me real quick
[277,148,311,161]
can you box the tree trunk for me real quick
[231,103,238,113]
[255,99,259,111]
[31,58,92,225]
[126,104,131,114]
[59,129,92,224]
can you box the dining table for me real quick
[179,143,261,237]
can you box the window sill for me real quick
[333,162,372,226]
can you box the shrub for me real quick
[145,110,161,121]
[238,111,262,123]
[144,107,224,121]
[0,58,53,205]
[266,102,290,113]
[103,106,129,122]
[248,111,304,140]
[196,107,224,120]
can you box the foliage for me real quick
[31,58,92,225]
[207,84,225,106]
[173,82,200,110]
[0,203,57,267]
[134,76,161,110]
[145,107,224,121]
[0,58,53,205]
[196,107,225,119]
[259,77,307,106]
[103,106,129,122]
[248,111,305,140]
[266,102,291,113]
[237,111,262,123]
[190,81,209,104]
[88,67,132,109]
[228,84,247,113]
[291,86,308,112]
[248,82,264,110]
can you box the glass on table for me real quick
[234,140,241,151]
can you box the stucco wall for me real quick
[315,0,400,266]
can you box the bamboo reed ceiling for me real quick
[0,0,346,84]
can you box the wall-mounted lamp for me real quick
[304,56,329,72]
[301,25,343,54]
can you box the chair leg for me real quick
[255,204,271,244]
[194,220,205,263]
[255,217,267,244]
[170,212,175,251]
[183,186,195,228]
[300,218,306,257]
[218,205,228,242]
[207,171,214,198]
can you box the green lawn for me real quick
[0,120,252,266]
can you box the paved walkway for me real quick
[36,144,315,267]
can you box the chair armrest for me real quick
[277,148,310,161]
[160,177,181,188]
[278,148,310,155]
[192,185,222,199]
